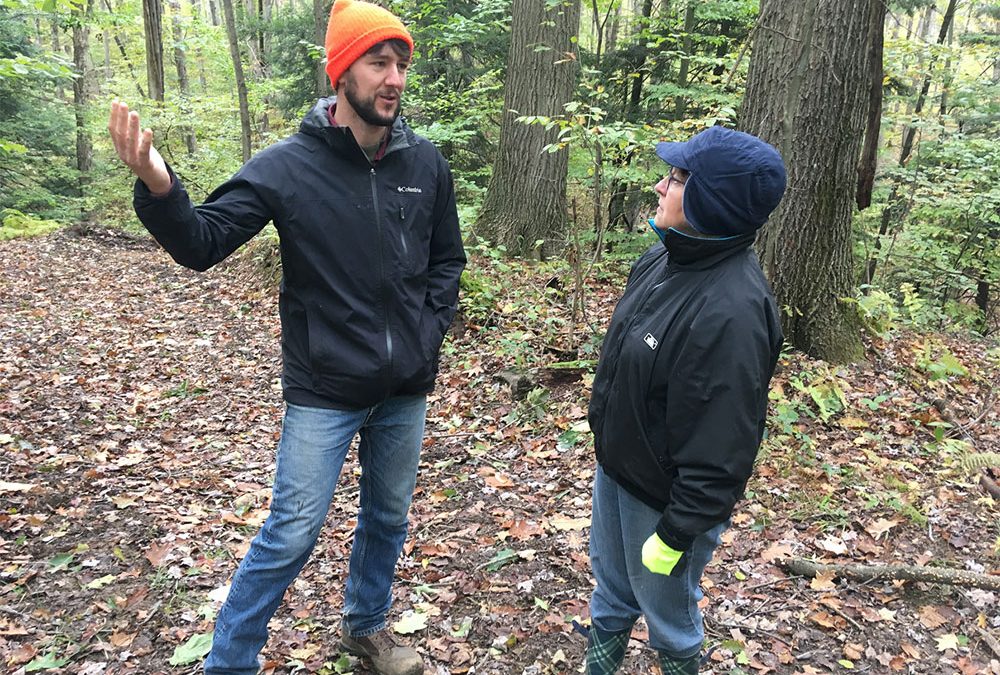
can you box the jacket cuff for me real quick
[655,517,694,552]
[133,165,179,203]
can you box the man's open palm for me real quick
[108,100,172,195]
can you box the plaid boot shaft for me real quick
[657,650,700,674]
[585,627,630,675]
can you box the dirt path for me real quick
[1,228,998,674]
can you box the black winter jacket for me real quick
[588,229,782,552]
[133,98,466,409]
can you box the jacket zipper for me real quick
[399,207,408,258]
[371,168,393,397]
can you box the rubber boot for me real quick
[656,649,700,675]
[585,626,630,675]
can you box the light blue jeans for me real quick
[204,396,427,674]
[589,466,727,659]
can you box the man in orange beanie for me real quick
[107,1,465,674]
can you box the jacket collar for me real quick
[662,226,756,269]
[299,96,417,158]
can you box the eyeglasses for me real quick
[666,172,688,189]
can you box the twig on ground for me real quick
[977,627,1000,659]
[780,558,1000,591]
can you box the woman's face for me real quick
[653,168,689,231]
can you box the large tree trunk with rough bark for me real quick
[143,0,165,101]
[476,0,580,259]
[740,0,875,362]
[220,0,252,161]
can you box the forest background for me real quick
[1,0,1000,673]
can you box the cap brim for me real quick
[655,141,690,170]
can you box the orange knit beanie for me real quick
[324,0,413,89]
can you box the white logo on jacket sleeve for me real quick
[643,333,658,350]
[397,186,423,193]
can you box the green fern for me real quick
[959,452,1000,472]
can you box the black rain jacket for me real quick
[588,228,782,551]
[133,97,466,409]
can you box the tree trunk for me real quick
[864,0,959,287]
[995,15,1000,83]
[220,0,252,161]
[605,0,620,53]
[255,0,271,136]
[674,1,696,119]
[169,0,197,154]
[855,0,886,211]
[937,7,965,118]
[72,0,94,205]
[899,0,957,165]
[208,0,220,25]
[103,29,111,81]
[313,0,327,98]
[740,0,876,362]
[976,277,990,330]
[52,19,65,100]
[627,0,654,115]
[476,0,580,259]
[102,0,147,98]
[143,0,165,101]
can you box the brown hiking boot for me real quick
[340,628,424,675]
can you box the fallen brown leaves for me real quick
[0,228,998,673]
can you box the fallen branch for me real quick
[779,558,1000,591]
[927,393,999,502]
[977,627,1000,659]
[981,473,1000,501]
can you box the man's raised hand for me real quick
[108,100,172,195]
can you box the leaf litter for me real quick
[0,227,998,673]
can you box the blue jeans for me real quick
[204,396,427,674]
[589,466,727,659]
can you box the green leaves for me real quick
[24,652,71,672]
[168,633,213,666]
[484,548,519,572]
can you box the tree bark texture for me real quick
[169,0,197,154]
[740,0,873,363]
[476,0,580,259]
[220,0,252,161]
[143,0,166,101]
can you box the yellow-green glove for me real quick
[641,533,684,576]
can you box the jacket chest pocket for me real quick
[386,193,433,276]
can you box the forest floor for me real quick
[1,226,999,675]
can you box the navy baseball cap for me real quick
[655,126,787,236]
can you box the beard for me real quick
[341,73,401,127]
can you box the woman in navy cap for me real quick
[585,126,787,674]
